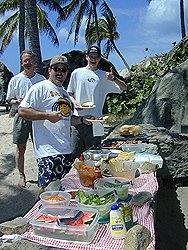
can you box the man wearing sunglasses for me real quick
[18,55,90,193]
[67,45,127,159]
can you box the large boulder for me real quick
[125,59,188,133]
[0,62,13,104]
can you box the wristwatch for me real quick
[112,76,117,81]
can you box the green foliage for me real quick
[104,63,158,115]
[104,38,188,116]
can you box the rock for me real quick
[126,59,188,133]
[124,224,152,250]
[0,62,13,104]
[0,239,52,249]
[0,217,29,235]
[132,192,152,207]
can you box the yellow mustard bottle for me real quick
[110,204,127,239]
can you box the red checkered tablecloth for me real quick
[22,168,158,250]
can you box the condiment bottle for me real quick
[79,154,84,161]
[119,202,133,231]
[92,162,103,189]
[110,204,126,239]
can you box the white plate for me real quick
[86,119,105,123]
[80,105,96,109]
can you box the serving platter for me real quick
[86,119,105,123]
[79,105,96,109]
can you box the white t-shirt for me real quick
[6,72,45,110]
[20,80,73,159]
[67,67,122,117]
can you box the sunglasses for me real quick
[51,66,68,73]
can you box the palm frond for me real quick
[0,0,19,15]
[0,16,18,54]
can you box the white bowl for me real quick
[94,177,130,201]
[40,191,71,207]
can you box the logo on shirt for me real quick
[88,78,95,83]
[52,97,71,117]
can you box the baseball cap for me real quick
[87,45,101,56]
[50,55,68,67]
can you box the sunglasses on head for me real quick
[51,66,68,73]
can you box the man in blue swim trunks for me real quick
[18,55,90,192]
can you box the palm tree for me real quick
[180,0,186,38]
[85,1,131,72]
[56,0,113,48]
[26,0,42,73]
[0,0,62,71]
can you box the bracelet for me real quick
[80,116,84,124]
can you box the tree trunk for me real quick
[180,0,186,38]
[25,0,43,74]
[111,40,131,73]
[19,0,26,71]
[90,0,100,48]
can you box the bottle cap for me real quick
[111,204,119,210]
[94,161,101,167]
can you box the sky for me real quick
[0,0,187,75]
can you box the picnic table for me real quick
[22,168,158,250]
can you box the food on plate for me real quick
[81,102,94,107]
[43,195,65,201]
[118,125,142,136]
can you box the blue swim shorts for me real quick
[37,154,73,188]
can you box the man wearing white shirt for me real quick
[67,45,127,159]
[6,50,45,188]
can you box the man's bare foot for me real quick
[18,176,26,188]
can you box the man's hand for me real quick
[106,67,115,81]
[47,111,63,123]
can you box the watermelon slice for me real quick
[61,212,96,226]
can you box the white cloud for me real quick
[57,16,87,47]
[141,0,188,38]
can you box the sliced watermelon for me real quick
[62,212,96,226]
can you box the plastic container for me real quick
[107,161,140,182]
[94,177,130,201]
[76,166,95,188]
[30,205,99,243]
[75,190,118,222]
[121,143,147,153]
[40,191,71,207]
[83,149,110,161]
[134,153,163,169]
[110,204,126,239]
